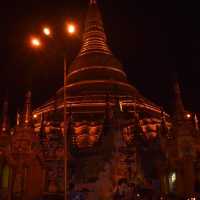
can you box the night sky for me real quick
[0,0,199,123]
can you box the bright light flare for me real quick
[31,37,41,47]
[67,23,76,34]
[43,27,51,36]
[186,113,191,119]
[33,114,37,119]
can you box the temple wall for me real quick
[25,158,44,200]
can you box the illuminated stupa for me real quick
[34,0,162,140]
[1,1,200,199]
[31,1,164,196]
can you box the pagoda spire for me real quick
[1,99,9,133]
[171,76,197,137]
[66,0,139,98]
[78,0,111,56]
[173,78,186,122]
[22,91,32,126]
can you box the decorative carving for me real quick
[73,121,103,148]
[123,125,134,144]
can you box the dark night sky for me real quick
[0,0,199,122]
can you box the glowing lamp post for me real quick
[29,22,76,200]
[43,27,51,36]
[186,113,191,119]
[63,24,76,200]
[63,23,76,200]
[30,37,41,48]
[67,24,76,34]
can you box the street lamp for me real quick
[67,23,76,34]
[43,27,51,36]
[30,37,41,48]
[186,113,191,119]
[29,22,77,200]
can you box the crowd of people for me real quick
[38,178,199,200]
[69,179,163,200]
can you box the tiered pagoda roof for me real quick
[59,0,140,97]
[34,0,161,115]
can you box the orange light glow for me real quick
[31,37,41,47]
[119,101,123,112]
[43,27,51,36]
[186,114,191,119]
[67,23,76,34]
[33,114,37,119]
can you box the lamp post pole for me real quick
[29,23,77,200]
[64,56,69,200]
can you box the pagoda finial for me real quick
[22,91,32,126]
[78,0,111,56]
[1,99,9,133]
[170,77,198,138]
[173,74,185,122]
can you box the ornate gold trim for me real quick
[68,66,127,78]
